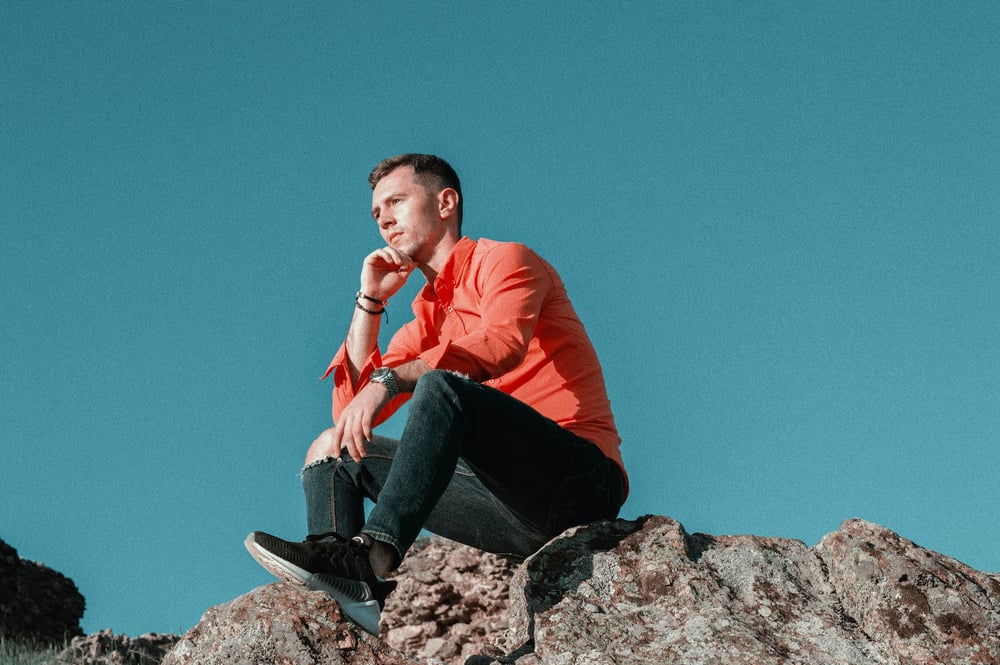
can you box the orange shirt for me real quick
[323,236,627,493]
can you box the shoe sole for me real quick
[243,533,382,636]
[306,574,382,636]
[244,534,312,584]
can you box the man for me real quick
[246,154,627,635]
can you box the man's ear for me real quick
[438,188,459,221]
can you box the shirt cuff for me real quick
[322,343,383,418]
[320,343,383,380]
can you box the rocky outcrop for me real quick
[54,629,181,665]
[817,519,1000,664]
[43,517,1000,665]
[0,537,85,645]
[503,516,1000,664]
[160,582,419,665]
[158,538,516,665]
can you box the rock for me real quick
[40,517,1000,665]
[499,515,1000,664]
[160,582,421,665]
[382,537,516,663]
[815,518,1000,665]
[0,537,85,645]
[54,629,180,665]
[157,537,516,665]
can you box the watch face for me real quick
[370,367,398,398]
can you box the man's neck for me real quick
[417,234,461,285]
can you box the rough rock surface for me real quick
[502,515,1000,664]
[816,519,1000,665]
[0,537,85,645]
[160,581,418,665]
[35,517,1000,665]
[381,538,517,663]
[156,537,515,665]
[54,629,181,665]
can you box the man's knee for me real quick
[302,455,338,473]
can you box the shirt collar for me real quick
[419,236,476,303]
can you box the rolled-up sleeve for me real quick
[320,318,425,424]
[320,343,383,422]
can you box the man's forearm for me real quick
[343,304,431,393]
[344,304,382,387]
[390,358,432,393]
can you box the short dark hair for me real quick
[369,153,463,227]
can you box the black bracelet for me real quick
[354,293,388,323]
[356,291,386,307]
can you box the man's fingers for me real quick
[346,427,367,462]
[393,252,415,273]
[377,249,417,277]
[367,247,410,271]
[327,424,344,459]
[337,413,369,462]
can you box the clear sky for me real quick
[2,2,997,637]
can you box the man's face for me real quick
[371,166,445,264]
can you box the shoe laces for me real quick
[305,532,369,563]
[304,533,395,605]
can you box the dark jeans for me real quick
[302,370,625,560]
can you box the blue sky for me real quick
[2,2,997,637]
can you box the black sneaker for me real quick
[244,531,396,635]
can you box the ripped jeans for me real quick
[302,370,625,561]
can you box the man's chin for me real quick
[393,247,417,263]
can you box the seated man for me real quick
[246,153,628,635]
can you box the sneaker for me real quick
[244,531,396,635]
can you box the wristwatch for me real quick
[369,367,400,400]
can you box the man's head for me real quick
[369,154,463,230]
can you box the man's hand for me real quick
[306,381,391,464]
[360,246,416,301]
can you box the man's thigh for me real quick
[423,372,619,534]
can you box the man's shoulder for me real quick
[471,237,538,260]
[466,238,561,286]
